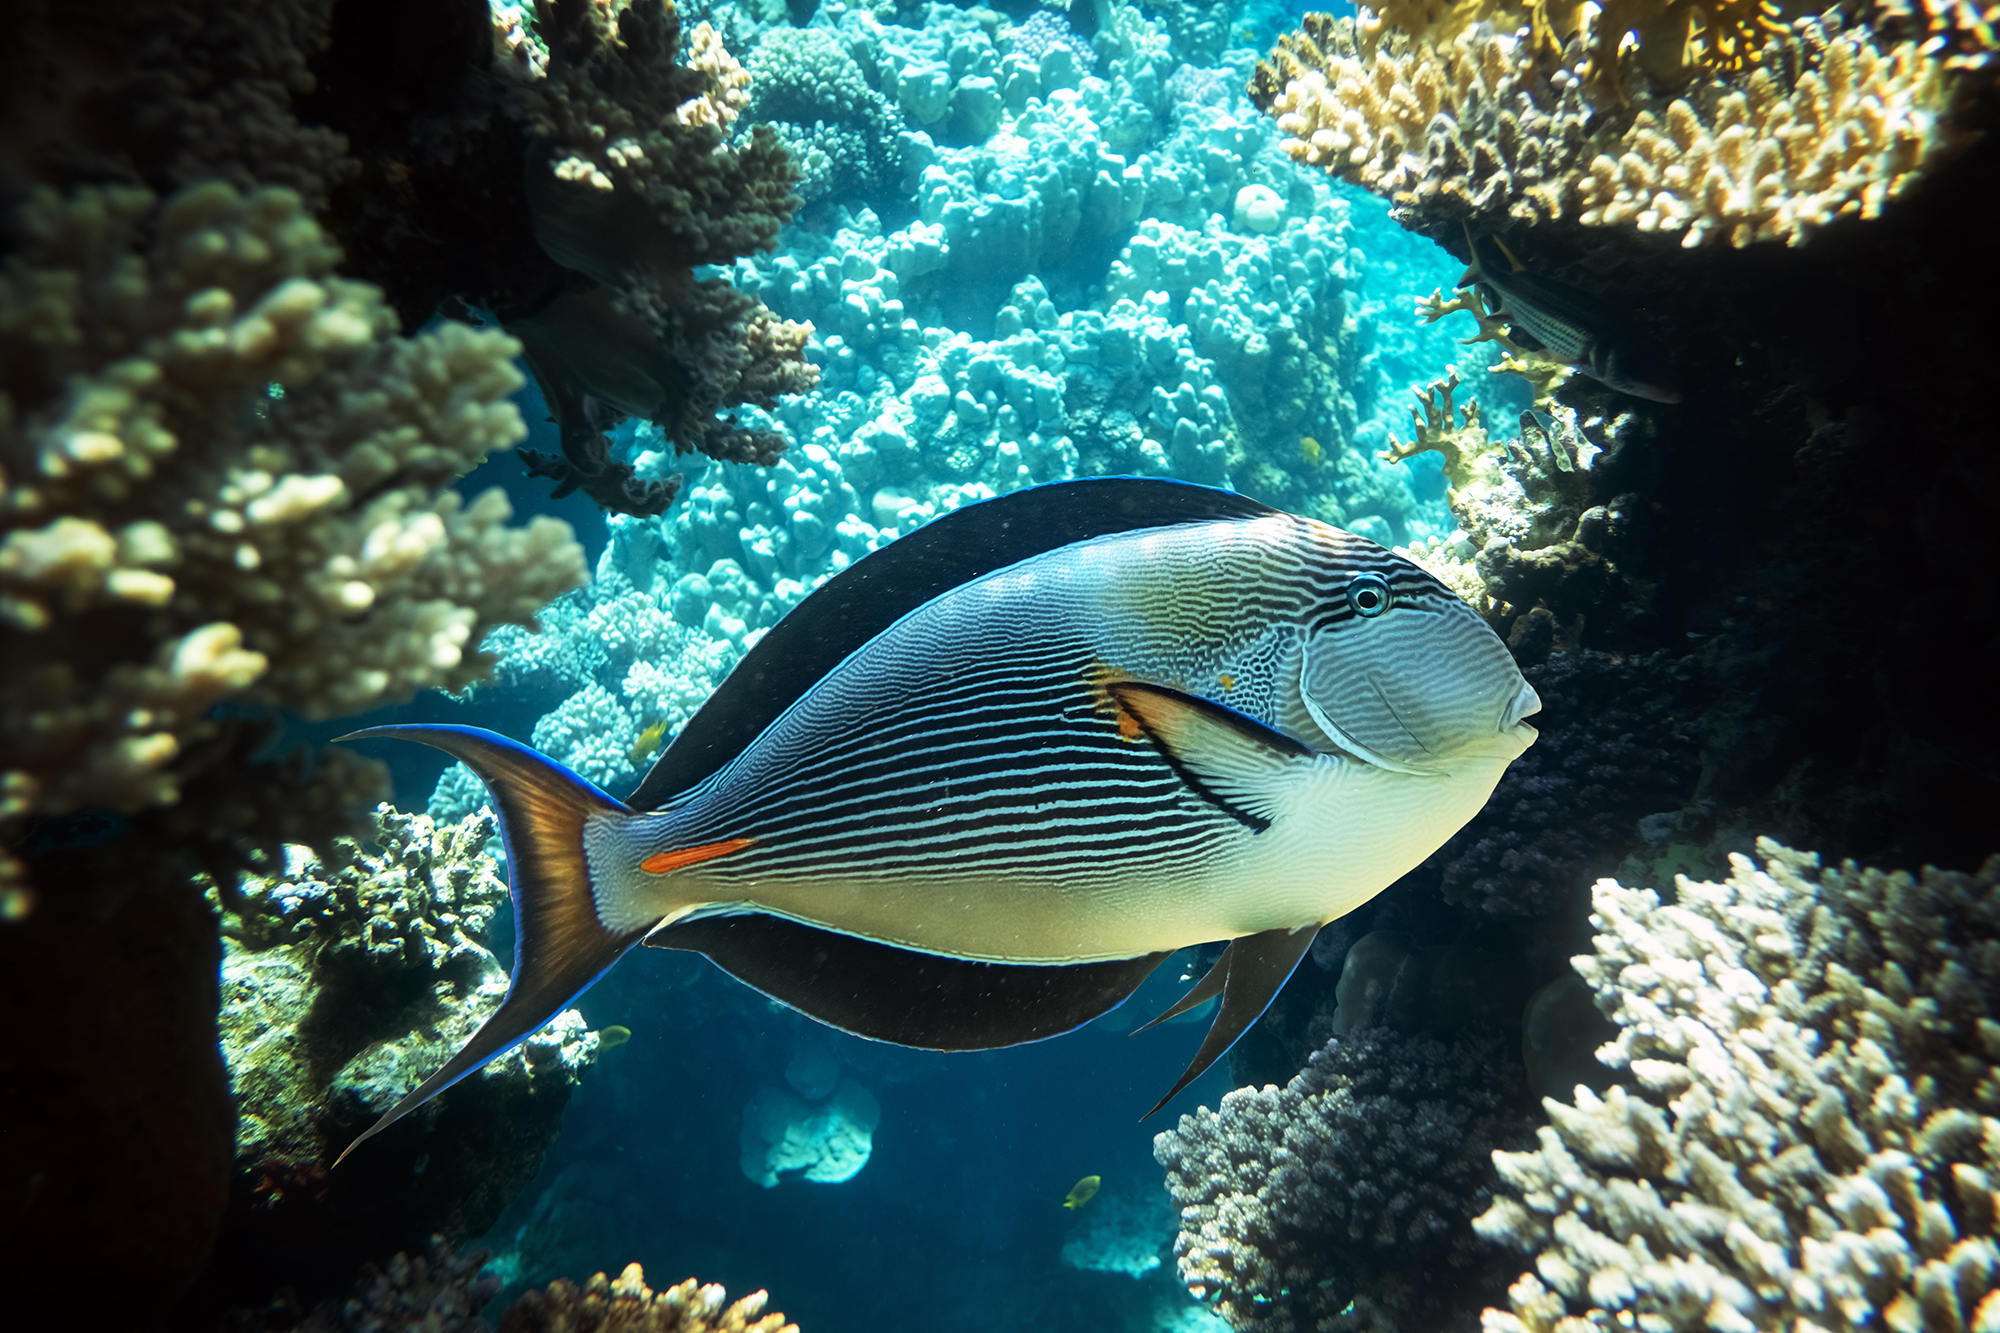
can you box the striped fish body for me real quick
[332,480,1539,1158]
[593,512,1533,964]
[1459,231,1682,404]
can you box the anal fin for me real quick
[1137,925,1319,1119]
[649,912,1172,1049]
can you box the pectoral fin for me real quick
[1106,681,1311,833]
[1136,925,1319,1119]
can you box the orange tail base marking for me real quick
[641,837,757,875]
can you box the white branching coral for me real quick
[1475,839,2000,1333]
[0,182,586,826]
[1251,8,1979,245]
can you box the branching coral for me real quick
[0,181,586,898]
[1251,9,1979,245]
[1379,366,1492,488]
[1154,1025,1542,1333]
[500,1263,796,1333]
[1476,840,2000,1332]
[504,0,818,512]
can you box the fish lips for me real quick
[1309,678,1543,774]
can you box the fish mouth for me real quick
[1502,681,1542,730]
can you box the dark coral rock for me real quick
[1434,649,1703,917]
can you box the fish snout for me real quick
[1502,680,1542,731]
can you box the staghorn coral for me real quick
[1154,1025,1541,1332]
[1251,9,1979,246]
[506,0,817,511]
[499,1263,796,1333]
[0,181,585,896]
[1476,840,2000,1333]
[1379,366,1491,489]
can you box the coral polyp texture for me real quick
[218,806,597,1257]
[0,182,585,888]
[1250,7,1979,245]
[1475,840,2000,1333]
[1153,1024,1540,1332]
[504,0,817,514]
[499,1263,796,1333]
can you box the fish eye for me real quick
[1347,572,1392,618]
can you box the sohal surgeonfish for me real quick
[334,479,1540,1162]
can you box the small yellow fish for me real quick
[1063,1175,1101,1210]
[599,1024,632,1049]
[629,719,669,765]
[1300,436,1322,467]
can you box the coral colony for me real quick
[1,0,1995,1330]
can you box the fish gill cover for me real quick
[0,0,1996,1331]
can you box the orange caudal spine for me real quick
[640,837,758,875]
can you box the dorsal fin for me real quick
[627,478,1276,810]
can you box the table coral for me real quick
[0,181,585,899]
[1250,7,1980,245]
[1475,840,2000,1333]
[1154,1025,1541,1332]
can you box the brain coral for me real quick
[1477,840,2000,1332]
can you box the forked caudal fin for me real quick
[330,725,646,1164]
[1133,925,1320,1119]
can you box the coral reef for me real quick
[747,28,902,204]
[1154,1025,1541,1332]
[1429,650,1704,918]
[0,178,584,899]
[1477,840,2000,1333]
[738,1077,882,1187]
[303,1238,504,1333]
[505,0,818,511]
[209,805,598,1310]
[302,1241,794,1333]
[1249,7,1981,246]
[500,1263,795,1333]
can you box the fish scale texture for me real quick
[1154,1024,1541,1332]
[1475,839,2000,1333]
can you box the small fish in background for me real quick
[333,478,1540,1162]
[1063,1175,1102,1211]
[598,1024,632,1050]
[1299,435,1322,467]
[628,718,669,765]
[1458,226,1683,404]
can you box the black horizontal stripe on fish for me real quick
[628,478,1277,810]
